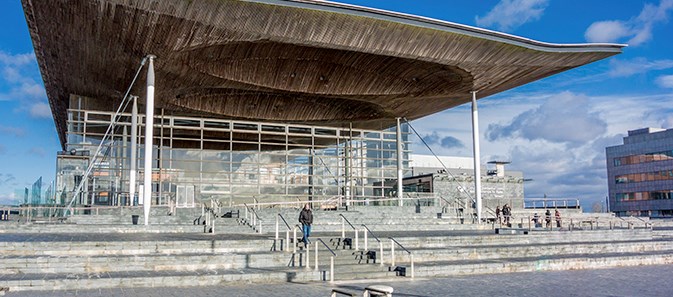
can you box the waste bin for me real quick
[131,215,139,225]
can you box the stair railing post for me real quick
[330,256,334,282]
[314,241,319,271]
[355,228,359,250]
[390,239,395,267]
[364,229,368,250]
[258,219,263,234]
[341,216,345,238]
[285,229,290,252]
[379,241,384,266]
[293,226,297,254]
[306,242,310,270]
[410,254,415,279]
[275,215,279,240]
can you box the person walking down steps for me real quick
[299,203,313,247]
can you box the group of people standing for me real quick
[496,204,563,228]
[495,204,512,225]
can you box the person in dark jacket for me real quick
[299,203,313,247]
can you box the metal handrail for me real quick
[243,203,263,233]
[339,214,356,230]
[278,213,291,230]
[361,224,381,243]
[388,237,411,254]
[362,224,384,266]
[339,214,359,249]
[388,237,414,278]
[317,238,337,257]
[315,238,337,282]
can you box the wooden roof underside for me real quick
[22,0,623,147]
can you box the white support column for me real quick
[143,55,156,226]
[129,96,138,206]
[396,117,403,206]
[471,91,482,223]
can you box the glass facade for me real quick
[56,97,411,207]
[615,170,673,184]
[613,150,673,166]
[606,128,673,217]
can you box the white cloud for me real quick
[656,74,673,88]
[0,51,50,118]
[475,0,549,32]
[486,91,607,146]
[29,102,52,119]
[584,21,631,43]
[607,58,673,77]
[28,147,47,158]
[0,125,25,137]
[409,90,673,208]
[585,0,673,46]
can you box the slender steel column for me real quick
[396,117,403,206]
[471,91,482,223]
[129,96,138,206]
[143,55,156,226]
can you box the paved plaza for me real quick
[7,264,671,297]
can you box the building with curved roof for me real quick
[22,0,623,216]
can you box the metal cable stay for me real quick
[64,56,150,216]
[402,118,477,210]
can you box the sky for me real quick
[1,0,673,209]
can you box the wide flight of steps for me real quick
[1,205,672,294]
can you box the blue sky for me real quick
[1,0,673,209]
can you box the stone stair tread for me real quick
[0,266,294,282]
[413,250,673,266]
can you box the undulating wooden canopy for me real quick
[22,0,624,147]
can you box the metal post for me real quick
[293,226,297,253]
[471,91,482,223]
[129,96,138,206]
[330,257,334,282]
[275,215,279,240]
[286,229,290,252]
[396,117,404,207]
[355,228,359,250]
[364,229,368,250]
[391,239,395,266]
[341,217,345,238]
[410,254,415,279]
[306,242,310,269]
[315,242,319,271]
[379,242,384,266]
[143,55,156,226]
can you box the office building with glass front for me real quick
[606,128,673,217]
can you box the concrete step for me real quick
[403,239,673,263]
[413,250,673,278]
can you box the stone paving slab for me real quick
[5,264,673,297]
